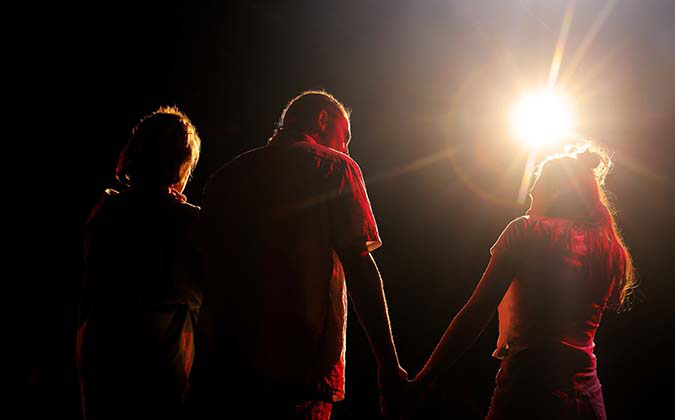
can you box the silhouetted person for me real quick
[77,107,203,420]
[411,145,636,420]
[193,91,406,419]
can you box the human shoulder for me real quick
[172,199,200,223]
[504,215,531,233]
[490,215,531,256]
[86,188,121,225]
[525,216,575,237]
[178,200,200,212]
[496,215,580,251]
[288,138,356,166]
[282,140,364,182]
[312,145,363,177]
[209,146,266,181]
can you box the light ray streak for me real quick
[616,152,675,191]
[560,0,619,86]
[517,149,538,205]
[368,147,458,185]
[548,0,577,89]
[514,0,579,206]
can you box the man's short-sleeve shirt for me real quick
[200,133,381,401]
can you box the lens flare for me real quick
[511,90,574,148]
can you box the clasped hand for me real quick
[378,367,435,419]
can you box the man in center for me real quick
[195,90,406,419]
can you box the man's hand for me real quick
[339,248,408,417]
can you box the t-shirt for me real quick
[198,132,381,401]
[490,215,618,367]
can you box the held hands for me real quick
[378,366,437,419]
[378,365,408,419]
[408,371,437,418]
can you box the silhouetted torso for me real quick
[485,215,619,420]
[193,132,380,407]
[491,216,617,368]
[78,188,202,420]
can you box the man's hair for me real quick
[116,106,201,189]
[275,90,351,135]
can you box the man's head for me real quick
[276,90,351,154]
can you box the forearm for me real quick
[342,250,400,369]
[416,302,495,383]
[416,254,514,384]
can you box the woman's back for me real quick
[82,189,201,307]
[77,106,202,420]
[78,189,202,420]
[493,216,621,364]
[411,145,634,420]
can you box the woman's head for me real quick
[528,145,610,221]
[529,144,636,310]
[116,106,201,192]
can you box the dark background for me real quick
[28,0,673,418]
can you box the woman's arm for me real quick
[413,252,518,387]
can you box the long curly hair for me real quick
[532,143,636,311]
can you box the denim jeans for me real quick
[485,349,607,420]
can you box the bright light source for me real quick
[510,89,574,148]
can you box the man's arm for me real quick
[339,246,400,369]
[338,246,407,415]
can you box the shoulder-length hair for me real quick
[532,143,636,311]
[116,106,201,189]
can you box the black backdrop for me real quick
[27,1,674,418]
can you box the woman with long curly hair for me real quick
[412,144,635,420]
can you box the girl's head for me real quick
[528,145,610,221]
[529,144,636,310]
[116,106,201,193]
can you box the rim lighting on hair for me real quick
[511,89,574,148]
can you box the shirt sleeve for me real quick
[489,216,530,264]
[329,157,382,253]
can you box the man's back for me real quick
[198,131,380,401]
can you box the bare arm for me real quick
[339,246,407,417]
[413,253,517,387]
[339,246,402,373]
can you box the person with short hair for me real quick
[410,144,636,420]
[193,90,407,419]
[77,106,203,420]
